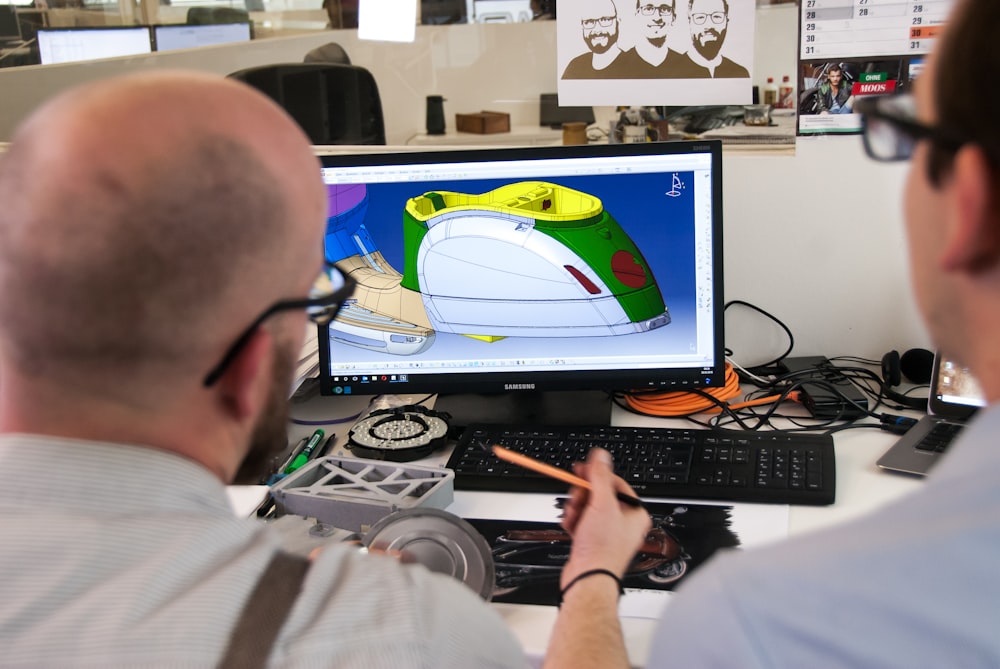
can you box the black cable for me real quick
[617,354,902,435]
[830,355,881,366]
[724,299,795,373]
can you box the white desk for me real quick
[282,391,924,668]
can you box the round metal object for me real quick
[362,508,495,601]
[347,405,450,462]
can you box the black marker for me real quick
[314,433,338,459]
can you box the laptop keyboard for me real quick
[446,424,836,506]
[915,422,964,453]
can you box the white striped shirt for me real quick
[0,434,526,668]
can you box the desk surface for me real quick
[405,115,798,156]
[407,125,565,147]
[282,391,923,667]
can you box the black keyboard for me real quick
[915,422,963,453]
[446,424,836,506]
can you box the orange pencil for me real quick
[491,445,645,508]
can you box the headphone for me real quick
[880,348,934,410]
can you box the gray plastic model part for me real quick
[269,456,454,533]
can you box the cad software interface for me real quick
[320,148,719,394]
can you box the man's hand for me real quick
[559,448,652,587]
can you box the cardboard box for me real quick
[455,111,511,134]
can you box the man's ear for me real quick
[216,327,272,421]
[941,145,1000,273]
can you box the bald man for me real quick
[562,0,626,79]
[0,72,523,667]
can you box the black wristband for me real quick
[558,568,625,607]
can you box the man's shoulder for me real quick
[717,56,750,78]
[290,546,525,666]
[649,479,1000,666]
[608,47,656,78]
[670,51,710,78]
[562,53,596,79]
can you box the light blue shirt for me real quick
[648,405,1000,667]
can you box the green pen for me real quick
[284,429,325,474]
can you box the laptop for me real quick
[876,351,985,476]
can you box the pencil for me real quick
[491,445,645,508]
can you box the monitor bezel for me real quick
[316,140,726,398]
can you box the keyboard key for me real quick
[446,424,836,505]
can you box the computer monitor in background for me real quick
[152,22,251,52]
[37,26,152,64]
[0,5,22,44]
[317,141,725,426]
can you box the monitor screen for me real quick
[317,141,725,419]
[152,22,251,52]
[932,353,986,413]
[37,26,152,64]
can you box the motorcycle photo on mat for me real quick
[491,525,690,596]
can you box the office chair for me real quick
[303,42,351,65]
[228,63,386,145]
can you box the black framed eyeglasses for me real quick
[854,93,965,163]
[639,4,673,17]
[690,11,725,25]
[202,263,355,387]
[581,16,615,29]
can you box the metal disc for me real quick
[362,508,495,601]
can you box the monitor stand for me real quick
[433,390,612,428]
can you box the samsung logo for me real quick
[505,383,536,390]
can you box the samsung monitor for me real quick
[152,22,251,52]
[317,140,725,425]
[37,26,152,64]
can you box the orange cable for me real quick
[623,363,799,417]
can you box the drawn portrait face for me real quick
[689,0,729,60]
[581,0,620,54]
[637,1,675,45]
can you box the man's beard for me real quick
[645,30,667,48]
[693,26,725,60]
[585,27,618,54]
[231,339,297,485]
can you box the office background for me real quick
[0,3,925,365]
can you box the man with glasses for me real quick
[678,0,748,78]
[545,1,1000,666]
[616,0,702,78]
[561,0,628,79]
[0,71,524,666]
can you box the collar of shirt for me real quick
[0,434,234,517]
[686,48,722,75]
[592,46,622,70]
[635,40,670,67]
